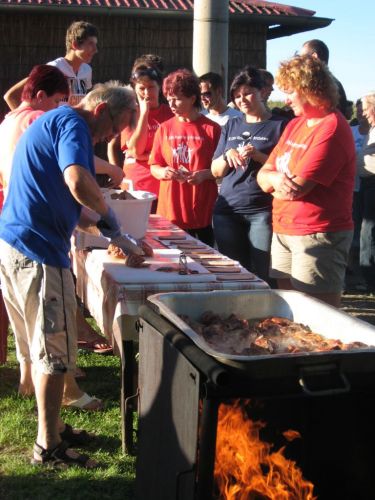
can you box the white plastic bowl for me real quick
[103,189,157,239]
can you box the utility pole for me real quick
[193,0,229,97]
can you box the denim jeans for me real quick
[213,211,272,283]
[359,176,375,287]
[186,225,214,247]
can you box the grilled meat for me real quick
[179,313,372,356]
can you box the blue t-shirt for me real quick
[213,115,287,215]
[0,106,95,267]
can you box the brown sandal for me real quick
[60,423,95,446]
[31,441,99,469]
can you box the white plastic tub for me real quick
[103,189,156,239]
[73,188,157,250]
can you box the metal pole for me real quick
[193,0,229,97]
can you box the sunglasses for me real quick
[131,68,160,82]
[201,91,212,98]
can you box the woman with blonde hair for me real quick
[257,55,355,307]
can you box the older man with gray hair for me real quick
[0,81,143,468]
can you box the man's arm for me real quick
[63,164,108,216]
[4,77,28,110]
[76,207,101,235]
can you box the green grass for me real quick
[0,332,136,500]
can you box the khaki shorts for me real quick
[0,240,77,374]
[270,231,353,294]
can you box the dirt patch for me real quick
[341,292,375,326]
[341,260,375,326]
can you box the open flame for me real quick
[214,400,316,499]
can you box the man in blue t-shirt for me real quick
[0,81,140,468]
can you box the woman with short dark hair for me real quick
[150,69,221,245]
[211,66,287,283]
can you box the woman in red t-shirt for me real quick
[257,55,355,307]
[149,69,221,246]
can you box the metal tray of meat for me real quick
[147,289,375,382]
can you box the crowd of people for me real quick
[0,20,374,469]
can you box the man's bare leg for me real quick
[34,371,64,450]
[33,370,98,467]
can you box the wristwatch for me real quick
[223,150,229,163]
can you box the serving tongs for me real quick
[178,252,199,275]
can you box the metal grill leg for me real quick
[196,399,219,500]
[121,340,135,454]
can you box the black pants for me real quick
[186,225,214,247]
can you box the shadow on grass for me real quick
[0,474,135,500]
[0,366,19,396]
[0,363,121,400]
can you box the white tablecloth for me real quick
[72,215,269,349]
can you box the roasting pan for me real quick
[147,290,375,386]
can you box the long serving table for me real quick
[71,215,269,453]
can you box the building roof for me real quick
[0,0,332,39]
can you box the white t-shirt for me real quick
[202,106,242,127]
[47,57,92,104]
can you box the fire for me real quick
[214,401,316,499]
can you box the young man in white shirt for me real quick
[4,21,98,108]
[48,21,98,105]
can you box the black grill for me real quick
[136,303,375,500]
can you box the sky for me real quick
[266,0,375,102]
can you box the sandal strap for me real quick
[50,441,90,466]
[60,423,93,446]
[32,440,96,468]
[33,442,50,461]
[33,440,69,463]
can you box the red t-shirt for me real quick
[267,112,355,235]
[149,115,221,230]
[121,104,173,196]
[0,105,43,209]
